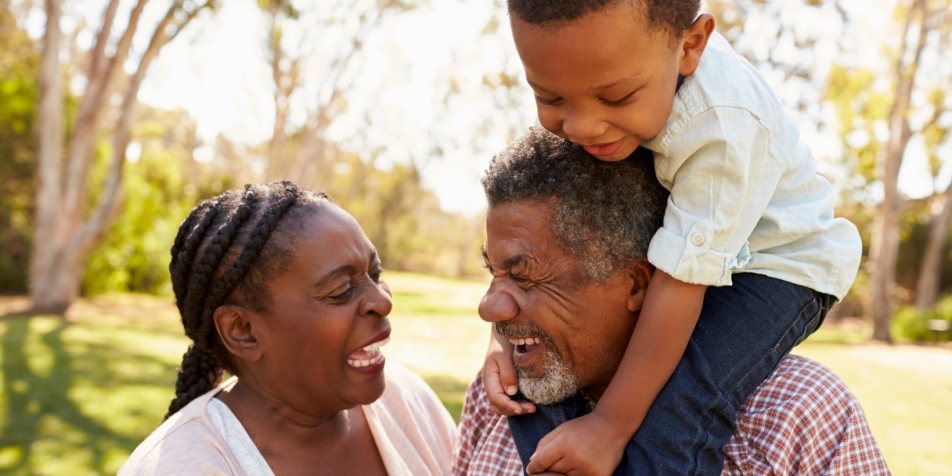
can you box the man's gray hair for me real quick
[482,126,669,283]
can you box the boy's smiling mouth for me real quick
[577,137,626,157]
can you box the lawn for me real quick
[0,271,950,475]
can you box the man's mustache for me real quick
[494,321,546,339]
[493,321,557,351]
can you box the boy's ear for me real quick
[626,260,655,313]
[678,13,716,77]
[214,304,263,363]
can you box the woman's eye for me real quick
[329,284,353,300]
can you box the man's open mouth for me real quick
[510,336,542,367]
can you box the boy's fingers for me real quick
[526,435,562,474]
[496,354,519,395]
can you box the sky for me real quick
[19,0,952,214]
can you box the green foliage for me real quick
[893,295,952,342]
[825,65,891,186]
[0,2,39,293]
[82,107,225,296]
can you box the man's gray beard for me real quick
[515,345,580,405]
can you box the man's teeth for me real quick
[347,352,384,368]
[360,336,390,352]
[508,337,541,346]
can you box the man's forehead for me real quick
[483,200,565,268]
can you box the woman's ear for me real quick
[626,261,655,313]
[214,304,263,362]
[678,13,715,77]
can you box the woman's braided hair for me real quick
[165,181,332,419]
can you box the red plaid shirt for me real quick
[452,355,890,476]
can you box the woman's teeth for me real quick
[347,337,390,367]
[348,351,384,368]
[361,336,390,351]
[508,337,541,346]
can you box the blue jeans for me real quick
[508,273,834,476]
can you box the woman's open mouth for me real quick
[347,331,390,374]
[510,336,542,367]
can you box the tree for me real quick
[31,0,215,314]
[865,0,951,340]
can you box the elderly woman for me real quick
[120,182,455,475]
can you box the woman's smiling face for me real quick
[249,204,393,412]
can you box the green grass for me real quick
[0,272,950,474]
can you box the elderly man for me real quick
[452,127,889,476]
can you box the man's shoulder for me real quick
[453,371,523,476]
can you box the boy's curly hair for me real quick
[508,0,701,41]
[482,126,668,283]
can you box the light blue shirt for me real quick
[642,31,861,300]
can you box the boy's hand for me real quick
[483,331,536,416]
[525,411,627,476]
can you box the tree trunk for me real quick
[868,0,927,341]
[28,0,207,315]
[29,0,66,314]
[916,193,952,308]
[869,209,901,342]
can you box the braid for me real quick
[180,189,256,339]
[165,187,257,420]
[169,198,222,310]
[165,182,311,420]
[193,183,299,350]
[164,344,222,419]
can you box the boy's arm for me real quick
[483,329,537,416]
[525,270,705,475]
[593,269,706,434]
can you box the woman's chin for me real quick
[344,360,387,403]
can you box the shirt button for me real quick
[691,233,705,246]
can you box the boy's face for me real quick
[512,5,709,162]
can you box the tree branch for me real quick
[64,0,151,221]
[73,1,207,255]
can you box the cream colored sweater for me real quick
[120,363,457,475]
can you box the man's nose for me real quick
[478,282,519,323]
[561,104,608,141]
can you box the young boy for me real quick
[483,1,862,475]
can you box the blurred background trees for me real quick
[1,0,951,343]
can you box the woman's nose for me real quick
[478,283,519,323]
[360,280,393,318]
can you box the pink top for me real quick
[120,362,457,476]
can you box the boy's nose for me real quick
[561,107,608,142]
[478,284,519,323]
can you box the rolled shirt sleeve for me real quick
[647,106,782,286]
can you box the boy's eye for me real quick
[534,95,560,106]
[600,89,637,107]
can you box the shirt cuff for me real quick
[647,223,751,286]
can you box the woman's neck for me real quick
[216,378,350,445]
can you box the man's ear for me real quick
[678,13,715,77]
[214,304,263,363]
[626,261,654,313]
